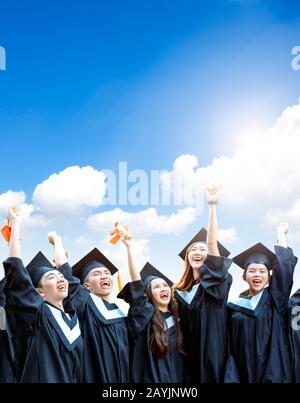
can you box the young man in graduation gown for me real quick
[288,287,300,382]
[48,232,130,383]
[0,275,15,383]
[227,223,297,383]
[3,207,84,383]
[174,185,233,383]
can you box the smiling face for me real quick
[37,270,69,303]
[243,263,270,296]
[187,242,208,269]
[148,278,172,311]
[83,266,113,298]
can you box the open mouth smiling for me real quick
[100,280,111,287]
[160,291,169,300]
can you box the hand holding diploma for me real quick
[2,206,20,243]
[110,222,131,245]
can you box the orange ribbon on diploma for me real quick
[1,217,12,243]
[109,222,131,245]
[109,222,131,292]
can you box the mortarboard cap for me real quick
[72,247,118,283]
[179,227,230,260]
[140,262,173,289]
[233,242,275,271]
[26,251,55,287]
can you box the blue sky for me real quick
[1,0,300,296]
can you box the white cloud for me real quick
[101,238,149,292]
[160,154,205,212]
[32,166,106,214]
[102,239,149,274]
[0,191,48,230]
[74,235,93,246]
[87,207,198,237]
[160,102,300,210]
[0,190,26,212]
[266,199,300,227]
[217,227,238,245]
[288,230,300,245]
[19,203,49,228]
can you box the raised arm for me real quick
[8,207,21,259]
[48,232,88,312]
[121,233,141,282]
[4,207,42,328]
[201,186,233,303]
[270,223,298,313]
[48,231,68,267]
[277,222,288,248]
[119,231,154,339]
[206,184,220,257]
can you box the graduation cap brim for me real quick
[26,251,55,287]
[179,227,230,260]
[140,262,173,288]
[233,242,275,270]
[72,247,119,282]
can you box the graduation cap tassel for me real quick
[117,272,123,292]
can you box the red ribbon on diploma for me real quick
[1,217,12,243]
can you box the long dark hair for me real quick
[175,242,201,291]
[145,283,186,358]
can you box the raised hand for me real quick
[120,230,132,248]
[277,222,289,248]
[8,206,21,258]
[8,206,20,222]
[48,231,59,246]
[206,184,220,203]
[277,222,289,235]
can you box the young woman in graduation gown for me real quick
[0,275,15,382]
[288,286,300,382]
[3,207,84,383]
[174,185,233,383]
[227,223,297,383]
[48,232,130,383]
[118,234,186,383]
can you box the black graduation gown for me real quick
[118,280,185,383]
[288,288,300,382]
[227,246,297,383]
[0,277,15,383]
[174,254,233,383]
[3,257,84,383]
[60,263,130,383]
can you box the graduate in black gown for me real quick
[0,275,15,383]
[3,207,84,383]
[118,231,186,383]
[288,287,300,382]
[48,231,130,383]
[174,185,233,383]
[227,223,297,383]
